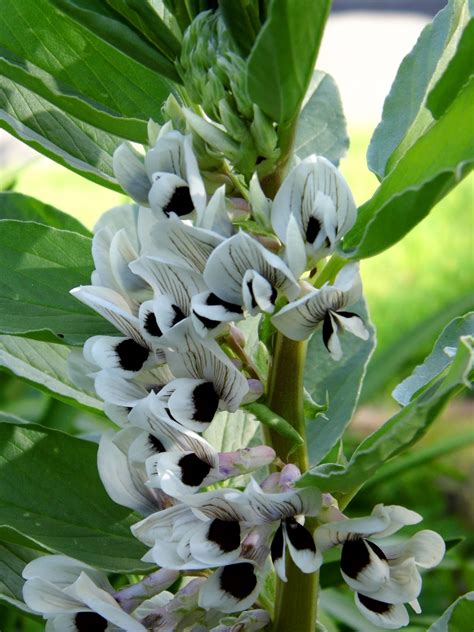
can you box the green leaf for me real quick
[361,293,474,402]
[320,589,388,632]
[0,541,42,613]
[219,0,261,56]
[0,0,174,123]
[298,337,473,494]
[0,335,103,415]
[0,78,123,191]
[304,297,376,465]
[344,77,474,260]
[246,0,331,123]
[367,0,472,179]
[428,592,474,632]
[0,48,147,143]
[393,312,473,405]
[204,409,259,453]
[294,71,348,166]
[244,403,304,455]
[0,419,150,572]
[0,221,115,345]
[0,192,90,236]
[105,0,181,60]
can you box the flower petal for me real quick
[340,539,390,592]
[198,563,260,613]
[271,523,287,582]
[381,530,446,569]
[355,593,410,629]
[113,143,150,205]
[189,519,243,566]
[284,519,322,574]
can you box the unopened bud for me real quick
[251,105,278,156]
[218,98,252,143]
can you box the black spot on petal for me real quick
[74,612,108,632]
[285,517,316,552]
[270,285,278,305]
[306,216,321,244]
[246,280,258,309]
[220,563,257,600]
[148,434,166,453]
[144,311,162,337]
[171,304,186,326]
[271,523,284,563]
[115,339,149,371]
[206,293,243,314]
[358,593,392,614]
[367,540,387,561]
[322,313,334,352]
[337,310,359,319]
[163,186,194,217]
[341,538,371,579]
[178,453,212,486]
[208,519,241,552]
[193,310,220,330]
[192,382,219,423]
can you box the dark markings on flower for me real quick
[74,612,108,632]
[208,519,241,552]
[163,186,194,217]
[271,523,284,563]
[192,382,219,422]
[322,313,334,351]
[193,310,220,330]
[358,593,392,614]
[142,613,164,628]
[306,216,321,244]
[367,540,387,560]
[178,453,212,486]
[285,517,316,552]
[341,538,377,579]
[171,303,186,325]
[220,563,257,600]
[144,311,163,337]
[115,339,149,371]
[207,292,243,314]
[246,280,258,309]
[337,310,359,320]
[256,155,266,165]
[165,407,179,422]
[270,285,278,305]
[148,433,166,453]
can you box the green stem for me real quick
[267,332,319,631]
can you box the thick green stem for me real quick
[267,332,318,631]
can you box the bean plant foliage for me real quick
[0,1,473,631]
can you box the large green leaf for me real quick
[393,312,473,405]
[304,297,376,465]
[0,419,149,572]
[294,71,348,166]
[0,542,42,613]
[0,0,173,123]
[246,0,331,124]
[0,336,103,415]
[204,409,259,453]
[0,78,123,191]
[0,192,90,236]
[428,592,474,632]
[0,221,115,345]
[0,48,147,143]
[219,0,261,56]
[367,0,472,179]
[298,336,473,494]
[343,77,474,259]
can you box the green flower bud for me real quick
[218,98,252,143]
[250,105,279,157]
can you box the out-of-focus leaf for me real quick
[393,312,473,405]
[0,542,42,613]
[244,403,304,455]
[367,0,472,178]
[0,221,115,345]
[298,337,473,493]
[428,592,474,631]
[320,589,388,632]
[247,0,331,123]
[0,0,173,124]
[0,192,90,236]
[295,71,348,166]
[0,419,150,572]
[304,297,376,465]
[204,409,259,453]
[344,77,474,259]
[0,335,103,415]
[361,293,474,402]
[219,0,261,56]
[0,78,123,191]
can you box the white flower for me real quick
[113,124,207,221]
[271,263,368,359]
[271,155,357,276]
[22,555,147,631]
[314,504,445,629]
[203,231,300,316]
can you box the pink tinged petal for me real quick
[340,539,390,593]
[279,464,302,490]
[242,379,265,404]
[64,573,146,632]
[284,519,322,574]
[198,563,260,613]
[355,593,410,630]
[217,446,275,479]
[113,142,150,205]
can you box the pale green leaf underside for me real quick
[428,591,474,632]
[0,541,41,614]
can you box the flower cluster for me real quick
[21,122,444,631]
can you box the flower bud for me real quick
[251,105,278,157]
[218,98,252,143]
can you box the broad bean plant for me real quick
[0,1,473,631]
